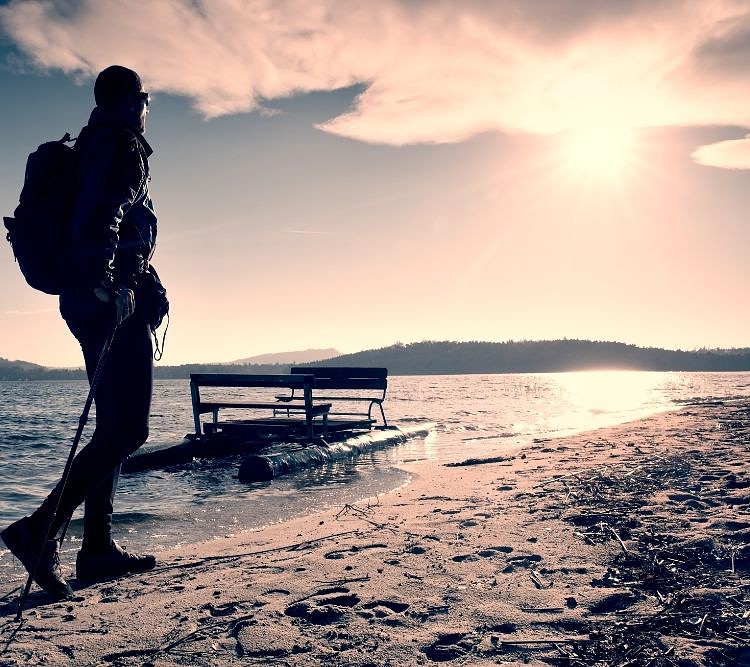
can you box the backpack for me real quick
[3,133,79,294]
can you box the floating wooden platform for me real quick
[123,422,435,481]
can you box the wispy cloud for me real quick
[3,1,750,166]
[691,134,750,169]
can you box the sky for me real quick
[2,0,750,367]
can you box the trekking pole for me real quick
[15,324,119,621]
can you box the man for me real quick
[1,65,166,600]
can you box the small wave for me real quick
[65,511,162,530]
[460,432,518,442]
[674,396,733,405]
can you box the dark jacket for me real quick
[70,106,156,290]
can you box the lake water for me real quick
[1,370,748,586]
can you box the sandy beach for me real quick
[1,400,749,666]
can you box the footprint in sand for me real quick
[453,546,513,562]
[712,520,750,531]
[452,553,480,563]
[502,554,542,573]
[263,588,291,597]
[725,474,750,489]
[721,493,750,506]
[668,492,700,502]
[478,546,514,558]
[284,588,360,625]
[201,601,239,617]
[589,592,639,614]
[487,622,517,634]
[421,632,476,662]
[362,599,411,619]
[542,617,588,632]
[406,545,428,554]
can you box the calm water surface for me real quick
[1,371,748,585]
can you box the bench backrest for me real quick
[189,373,316,435]
[190,373,313,389]
[290,367,387,391]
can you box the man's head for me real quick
[94,65,149,133]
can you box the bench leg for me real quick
[379,403,388,427]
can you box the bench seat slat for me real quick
[275,395,383,403]
[198,401,330,415]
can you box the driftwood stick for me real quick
[608,526,629,553]
[314,575,371,586]
[162,614,255,653]
[336,503,371,518]
[101,614,256,663]
[497,638,594,645]
[151,530,362,573]
[533,474,580,489]
[574,531,595,545]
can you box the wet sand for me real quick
[1,400,749,666]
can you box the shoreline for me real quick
[2,400,749,665]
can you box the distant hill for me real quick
[0,356,82,380]
[0,357,44,371]
[4,340,750,380]
[231,348,339,365]
[311,340,750,374]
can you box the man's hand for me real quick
[94,285,135,324]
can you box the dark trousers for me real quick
[34,292,152,547]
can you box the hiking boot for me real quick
[1,517,73,601]
[76,540,156,581]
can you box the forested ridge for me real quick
[3,339,750,380]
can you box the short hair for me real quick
[94,66,142,107]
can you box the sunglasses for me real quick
[135,91,150,107]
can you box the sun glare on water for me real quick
[551,370,672,433]
[560,126,640,186]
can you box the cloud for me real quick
[691,134,750,169]
[2,0,750,165]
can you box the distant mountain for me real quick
[4,340,750,380]
[230,348,339,365]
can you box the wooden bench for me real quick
[276,366,389,431]
[190,373,331,438]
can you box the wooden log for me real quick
[238,424,434,483]
[124,423,434,477]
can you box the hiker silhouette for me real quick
[2,65,168,601]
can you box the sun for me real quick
[560,126,639,186]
